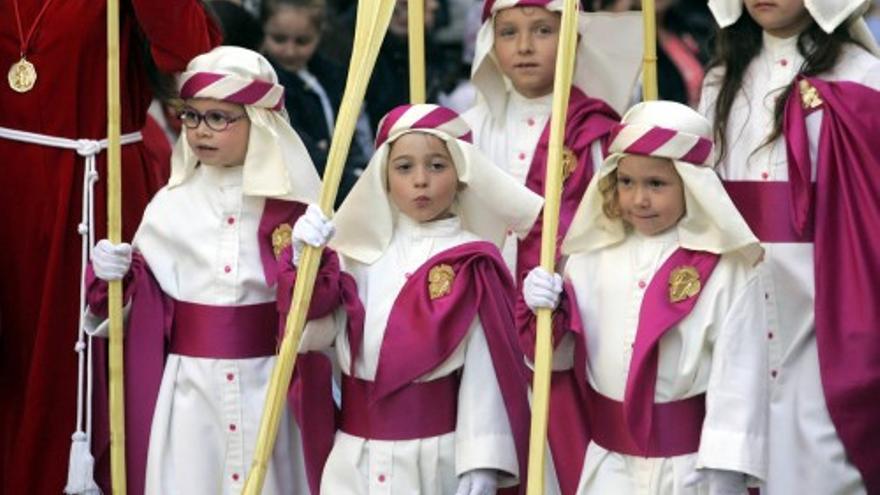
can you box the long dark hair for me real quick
[707,13,856,162]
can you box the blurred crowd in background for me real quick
[148,0,880,204]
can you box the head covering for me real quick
[472,0,643,117]
[561,100,763,264]
[172,46,321,204]
[330,104,544,264]
[708,0,880,55]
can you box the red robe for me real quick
[0,1,219,492]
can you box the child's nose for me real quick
[516,33,533,53]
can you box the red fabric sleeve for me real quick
[130,0,222,72]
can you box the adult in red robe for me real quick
[0,1,219,492]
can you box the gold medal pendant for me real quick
[8,56,37,93]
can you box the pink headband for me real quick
[481,0,555,22]
[375,104,473,149]
[607,123,714,166]
[178,71,285,111]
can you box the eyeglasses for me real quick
[177,108,246,132]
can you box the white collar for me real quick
[395,214,462,240]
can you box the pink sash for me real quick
[340,374,459,440]
[586,384,705,457]
[723,181,814,243]
[170,300,277,358]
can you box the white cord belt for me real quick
[0,126,143,495]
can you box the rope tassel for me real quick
[63,432,101,495]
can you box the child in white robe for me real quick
[700,0,880,492]
[289,103,543,495]
[87,46,326,495]
[524,101,768,495]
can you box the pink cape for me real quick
[340,241,531,493]
[783,76,880,493]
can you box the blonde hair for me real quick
[598,171,622,220]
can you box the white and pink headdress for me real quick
[562,100,762,263]
[330,104,544,264]
[170,46,321,203]
[472,0,644,117]
[708,0,879,54]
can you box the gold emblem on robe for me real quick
[668,265,701,303]
[271,223,293,259]
[799,79,824,109]
[428,264,455,300]
[562,147,577,181]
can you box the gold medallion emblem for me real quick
[8,57,36,93]
[562,147,578,181]
[428,264,455,300]
[668,265,701,303]
[271,223,293,259]
[798,79,823,110]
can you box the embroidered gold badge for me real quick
[562,147,578,181]
[428,264,455,300]
[799,79,824,110]
[271,223,293,259]
[668,265,701,303]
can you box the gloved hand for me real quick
[523,267,563,314]
[292,204,335,266]
[683,468,748,495]
[455,469,497,495]
[91,239,132,281]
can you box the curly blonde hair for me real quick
[598,170,622,220]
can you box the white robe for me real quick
[92,164,310,495]
[699,32,880,495]
[464,91,605,274]
[300,215,519,495]
[561,229,768,495]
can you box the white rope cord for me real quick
[0,126,142,494]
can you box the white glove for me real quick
[455,469,497,495]
[683,469,748,495]
[91,239,132,281]
[523,267,563,313]
[292,204,335,266]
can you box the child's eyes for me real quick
[294,36,315,46]
[270,34,289,44]
[533,25,555,36]
[495,27,517,38]
[430,161,449,171]
[393,162,412,172]
[649,180,667,188]
[618,177,633,187]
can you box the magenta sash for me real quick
[586,384,704,457]
[340,374,459,440]
[723,181,814,243]
[623,248,720,454]
[169,300,277,358]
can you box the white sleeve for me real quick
[696,274,769,482]
[298,307,345,353]
[454,317,519,485]
[82,302,132,338]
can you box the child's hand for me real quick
[91,239,132,281]
[523,267,563,314]
[683,468,747,495]
[292,204,335,266]
[455,469,497,495]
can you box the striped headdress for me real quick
[607,118,714,166]
[178,46,285,111]
[375,104,473,149]
[330,104,544,264]
[481,0,555,22]
[561,100,762,264]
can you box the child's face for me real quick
[616,155,685,237]
[493,6,560,99]
[744,0,812,38]
[262,6,321,73]
[387,133,459,223]
[183,98,250,168]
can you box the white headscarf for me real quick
[171,46,321,204]
[562,100,763,264]
[472,0,644,117]
[708,0,880,55]
[330,104,544,264]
